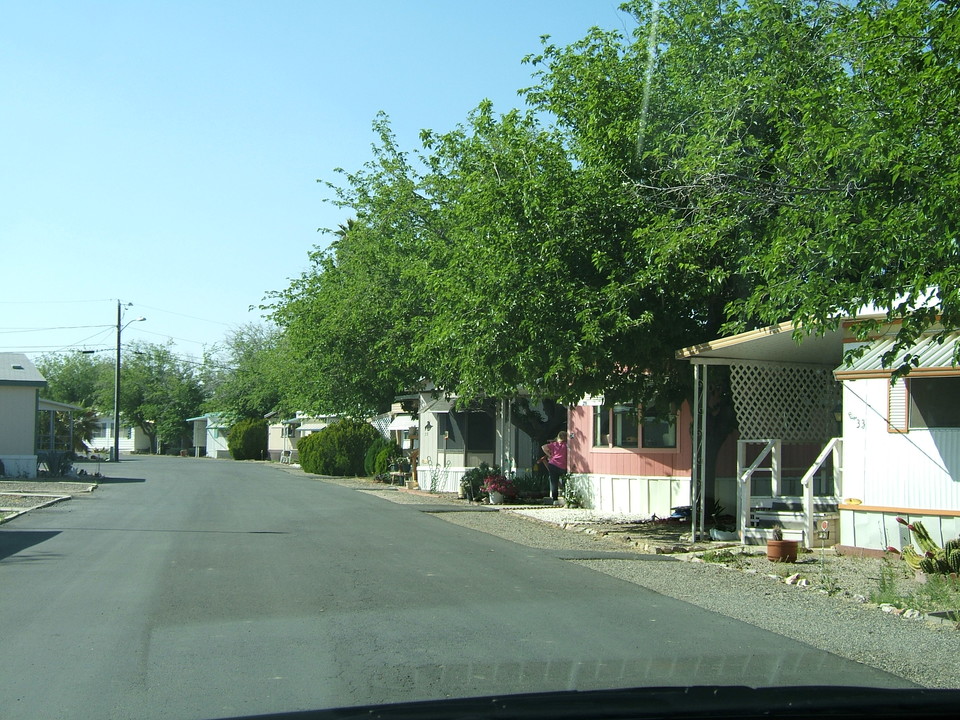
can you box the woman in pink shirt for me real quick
[541,431,568,503]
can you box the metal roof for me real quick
[0,353,46,386]
[834,332,960,379]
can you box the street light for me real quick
[113,301,146,462]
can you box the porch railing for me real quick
[800,437,842,549]
[736,438,781,541]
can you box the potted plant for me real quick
[482,473,517,505]
[766,526,799,563]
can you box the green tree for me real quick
[728,0,960,368]
[35,352,114,411]
[205,324,284,420]
[119,342,206,452]
[266,117,437,416]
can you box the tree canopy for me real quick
[267,0,960,416]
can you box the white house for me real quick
[679,314,960,554]
[834,323,960,553]
[87,416,151,456]
[266,412,339,462]
[186,413,231,458]
[0,353,46,477]
[415,389,539,493]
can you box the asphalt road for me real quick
[0,457,912,719]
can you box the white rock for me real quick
[903,609,922,619]
[785,573,802,585]
[880,603,897,613]
[853,594,868,603]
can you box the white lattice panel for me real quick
[731,363,839,442]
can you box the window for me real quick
[593,403,677,449]
[909,377,960,429]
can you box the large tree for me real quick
[269,0,960,434]
[35,352,114,411]
[266,117,438,417]
[119,341,206,451]
[205,324,285,421]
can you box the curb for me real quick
[0,494,71,525]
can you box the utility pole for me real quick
[113,301,145,462]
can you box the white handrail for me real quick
[800,437,842,549]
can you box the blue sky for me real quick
[1,1,632,365]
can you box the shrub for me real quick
[512,472,548,498]
[227,419,268,460]
[364,437,400,477]
[297,419,380,476]
[460,462,499,501]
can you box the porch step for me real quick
[742,527,806,545]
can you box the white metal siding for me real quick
[843,378,960,511]
[584,474,690,518]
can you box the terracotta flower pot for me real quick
[766,539,799,563]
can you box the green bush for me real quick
[297,419,381,476]
[364,437,399,476]
[227,419,268,460]
[460,462,499,501]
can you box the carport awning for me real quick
[676,320,844,366]
[834,332,960,379]
[39,398,83,412]
[387,414,417,431]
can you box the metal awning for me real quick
[39,398,83,412]
[835,332,960,379]
[677,320,844,366]
[387,414,417,431]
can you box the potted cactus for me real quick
[766,525,799,563]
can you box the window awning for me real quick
[387,414,417,431]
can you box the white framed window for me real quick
[592,403,677,449]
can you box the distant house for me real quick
[414,388,539,493]
[0,353,47,477]
[186,413,231,458]
[87,416,151,456]
[266,412,339,462]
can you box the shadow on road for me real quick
[0,530,61,562]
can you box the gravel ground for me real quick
[335,482,960,689]
[0,480,96,521]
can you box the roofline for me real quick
[676,321,798,360]
[835,366,960,381]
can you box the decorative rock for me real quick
[903,609,922,619]
[785,573,802,585]
[797,578,810,587]
[880,603,897,613]
[853,594,868,604]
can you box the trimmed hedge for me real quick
[228,418,268,460]
[297,419,381,476]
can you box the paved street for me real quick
[0,457,912,719]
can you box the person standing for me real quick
[541,431,568,503]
